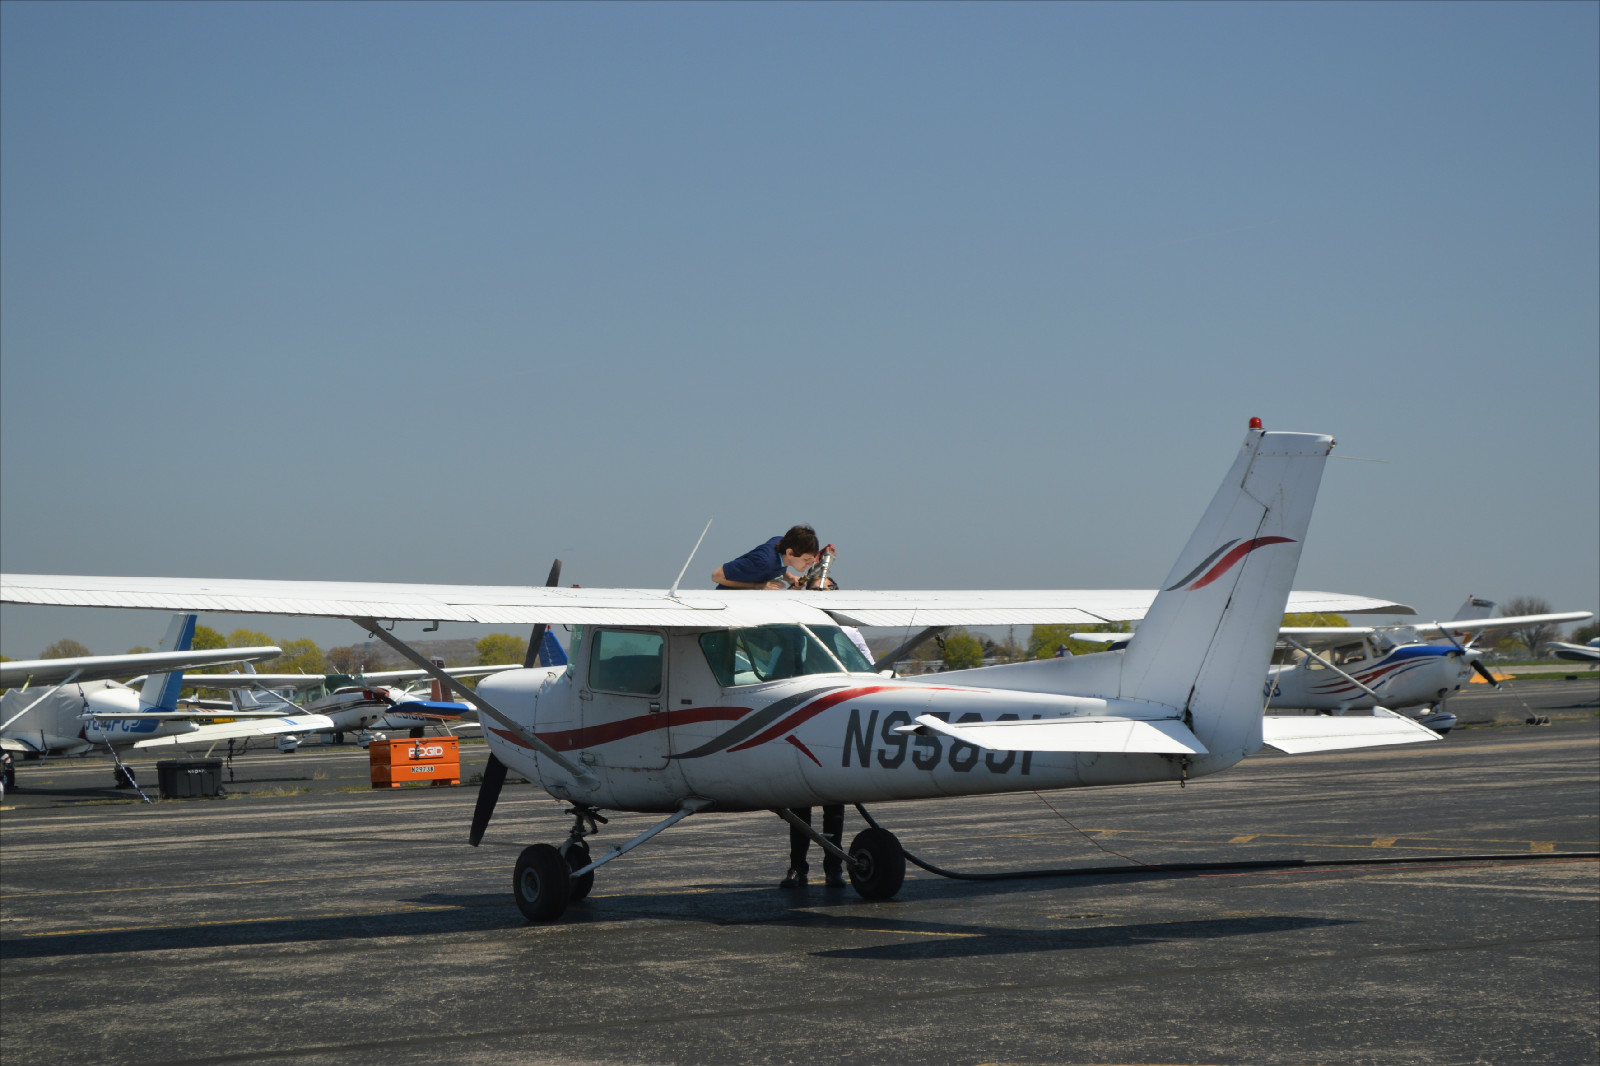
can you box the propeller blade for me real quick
[1470,658,1501,689]
[468,753,509,846]
[522,559,564,669]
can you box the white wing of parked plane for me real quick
[0,646,282,689]
[0,574,1410,629]
[182,664,521,689]
[1277,610,1592,648]
[131,714,339,749]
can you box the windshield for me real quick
[811,625,874,672]
[699,625,846,686]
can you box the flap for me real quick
[896,714,1208,754]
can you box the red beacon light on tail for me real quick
[1248,417,1263,430]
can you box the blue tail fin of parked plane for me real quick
[537,630,567,667]
[138,613,197,712]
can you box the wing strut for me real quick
[872,626,946,673]
[353,618,599,789]
[1280,636,1384,703]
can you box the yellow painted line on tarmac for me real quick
[22,903,460,938]
[967,829,1598,852]
[0,863,514,899]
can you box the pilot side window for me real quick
[699,625,844,687]
[588,630,663,696]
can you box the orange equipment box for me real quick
[370,737,461,788]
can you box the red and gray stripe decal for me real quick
[1165,536,1295,591]
[668,684,852,759]
[491,704,751,753]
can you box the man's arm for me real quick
[711,566,774,590]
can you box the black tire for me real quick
[847,827,906,901]
[513,844,571,922]
[564,841,595,901]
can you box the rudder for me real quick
[1118,427,1332,765]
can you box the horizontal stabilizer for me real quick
[896,714,1208,754]
[1261,709,1441,754]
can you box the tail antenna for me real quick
[668,518,714,599]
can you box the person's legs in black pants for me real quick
[820,804,846,886]
[781,807,812,888]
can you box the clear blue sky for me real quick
[3,2,1596,657]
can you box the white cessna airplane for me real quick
[1078,595,1595,731]
[0,613,281,786]
[3,422,1437,922]
[130,660,523,752]
[1262,599,1593,730]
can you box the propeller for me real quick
[472,558,564,846]
[522,558,563,669]
[1437,622,1500,690]
[468,754,508,847]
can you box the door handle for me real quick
[649,701,662,713]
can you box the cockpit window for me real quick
[811,626,874,673]
[699,625,844,687]
[588,629,663,695]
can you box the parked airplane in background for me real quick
[1547,637,1600,663]
[132,658,528,752]
[0,614,281,787]
[1075,595,1593,733]
[3,422,1443,922]
[1262,601,1593,731]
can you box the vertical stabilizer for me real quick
[1450,595,1495,623]
[139,613,197,712]
[1119,427,1332,764]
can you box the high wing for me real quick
[178,664,519,690]
[0,574,1410,629]
[131,714,339,749]
[1,646,282,689]
[1278,610,1593,648]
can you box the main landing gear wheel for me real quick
[563,840,594,901]
[847,827,906,901]
[513,844,571,922]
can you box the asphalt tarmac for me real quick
[2,679,1596,1066]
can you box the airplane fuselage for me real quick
[1265,642,1473,712]
[477,630,1217,814]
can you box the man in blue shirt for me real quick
[711,525,820,590]
[712,524,848,888]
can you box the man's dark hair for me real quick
[777,524,819,557]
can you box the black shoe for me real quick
[824,870,848,888]
[779,866,807,889]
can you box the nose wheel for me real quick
[513,844,571,922]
